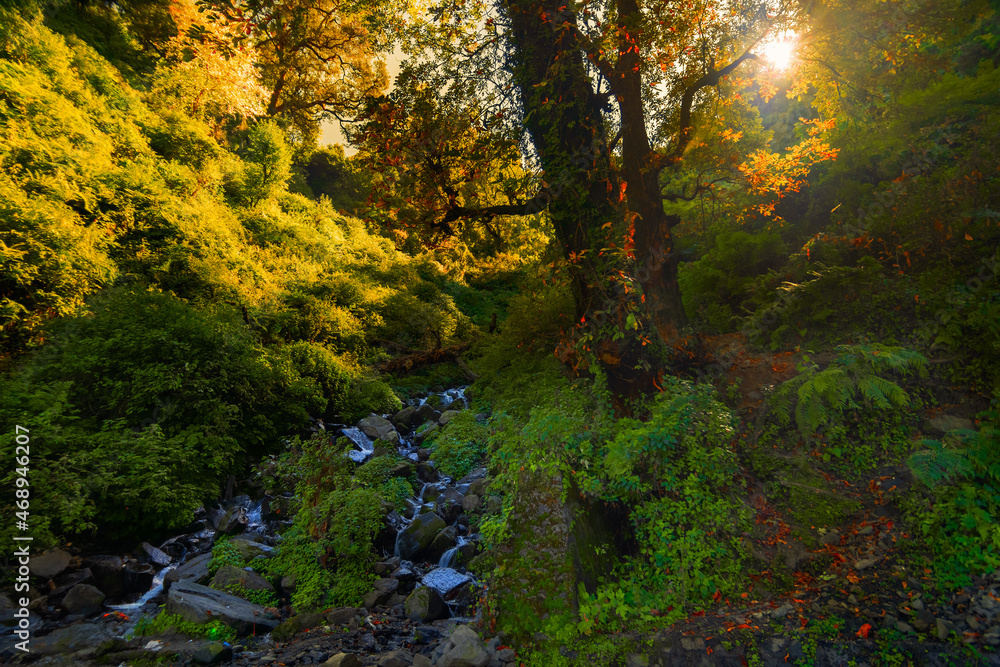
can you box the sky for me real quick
[320,46,405,154]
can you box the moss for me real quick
[779,467,861,528]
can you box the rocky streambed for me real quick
[1,386,515,667]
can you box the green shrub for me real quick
[429,411,489,479]
[133,611,236,643]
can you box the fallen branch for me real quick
[376,341,476,379]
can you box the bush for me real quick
[0,288,321,545]
[429,411,489,479]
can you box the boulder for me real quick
[163,553,212,592]
[61,583,105,616]
[51,568,94,599]
[359,414,396,441]
[216,506,248,535]
[377,431,402,447]
[925,415,975,434]
[86,555,125,599]
[135,542,171,567]
[421,568,471,596]
[378,649,414,667]
[428,526,458,563]
[165,580,280,636]
[324,654,363,667]
[210,564,276,599]
[229,538,273,561]
[467,478,490,497]
[31,622,112,655]
[462,494,481,512]
[193,641,232,665]
[437,625,489,667]
[404,586,448,622]
[395,513,446,561]
[30,548,72,579]
[438,410,460,426]
[326,606,362,626]
[414,404,439,425]
[271,611,324,643]
[122,561,156,596]
[393,406,418,430]
[363,577,400,609]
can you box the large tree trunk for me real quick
[614,0,687,337]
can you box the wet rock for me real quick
[216,506,248,535]
[135,542,171,567]
[445,581,478,615]
[272,611,324,643]
[165,580,280,636]
[417,448,432,462]
[405,586,448,622]
[359,414,396,441]
[61,583,105,616]
[210,564,276,599]
[462,494,482,512]
[415,422,439,443]
[30,548,72,579]
[439,410,460,426]
[429,526,459,562]
[229,538,273,561]
[415,404,439,425]
[85,555,124,599]
[51,568,94,599]
[364,578,401,609]
[396,512,446,561]
[378,432,402,447]
[123,560,157,596]
[164,552,212,592]
[422,568,472,595]
[417,463,439,483]
[193,641,232,665]
[323,653,363,667]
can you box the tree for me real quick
[197,0,400,141]
[362,0,806,393]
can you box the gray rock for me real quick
[165,580,280,636]
[681,636,706,651]
[896,621,915,633]
[404,586,448,622]
[819,529,840,545]
[394,406,417,429]
[210,564,276,599]
[193,641,232,665]
[359,414,396,441]
[429,526,459,562]
[30,549,72,578]
[413,655,432,667]
[164,552,212,592]
[85,555,125,599]
[926,415,974,434]
[415,404,438,424]
[272,612,325,643]
[135,542,171,567]
[421,568,472,595]
[462,494,482,512]
[326,606,362,626]
[439,625,489,667]
[229,538,273,561]
[31,622,112,654]
[378,649,414,667]
[324,654,363,667]
[854,558,877,570]
[216,506,248,535]
[415,422,439,443]
[770,603,794,619]
[936,617,954,640]
[61,584,105,616]
[395,512,446,561]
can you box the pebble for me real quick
[855,558,877,570]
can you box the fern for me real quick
[771,344,927,442]
[907,439,973,487]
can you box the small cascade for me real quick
[107,563,177,611]
[341,426,375,462]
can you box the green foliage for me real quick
[0,288,322,545]
[428,411,489,479]
[771,344,927,441]
[207,535,244,577]
[132,610,237,643]
[226,121,293,207]
[678,230,786,330]
[905,403,1000,587]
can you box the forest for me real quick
[0,0,999,664]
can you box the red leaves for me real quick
[857,623,872,638]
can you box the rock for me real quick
[359,414,396,441]
[414,404,438,424]
[378,649,414,667]
[31,622,112,655]
[123,560,157,596]
[86,555,125,599]
[483,496,502,514]
[405,586,448,622]
[135,542,171,567]
[896,621,915,634]
[439,625,489,667]
[271,611,325,643]
[229,538,273,561]
[378,432,402,447]
[165,580,280,636]
[413,655,433,667]
[681,636,706,651]
[819,529,841,546]
[61,583,105,616]
[210,564,276,600]
[926,415,974,434]
[936,617,954,640]
[854,558,877,570]
[395,512,446,561]
[421,567,471,595]
[429,526,459,562]
[626,654,650,667]
[438,410,460,425]
[770,604,794,620]
[51,568,94,599]
[415,422,439,443]
[30,548,72,579]
[913,610,935,633]
[374,577,400,595]
[164,552,212,592]
[193,641,232,665]
[326,606,362,626]
[462,494,482,512]
[324,653,363,667]
[216,506,248,535]
[394,406,418,429]
[417,463,439,483]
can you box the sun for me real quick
[762,33,797,71]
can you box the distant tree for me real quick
[303,145,369,214]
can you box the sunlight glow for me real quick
[762,34,797,71]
